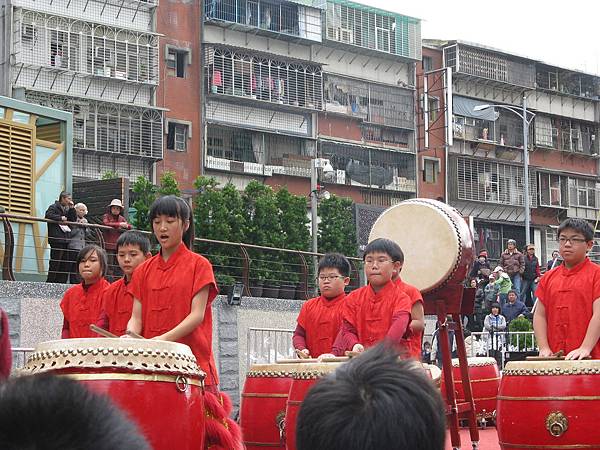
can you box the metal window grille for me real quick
[325,0,421,60]
[568,178,600,209]
[205,0,322,42]
[15,10,159,85]
[536,66,599,99]
[456,157,537,207]
[323,74,414,129]
[448,44,535,89]
[453,115,494,142]
[361,124,410,147]
[25,90,163,160]
[205,46,323,110]
[538,173,568,208]
[73,151,152,180]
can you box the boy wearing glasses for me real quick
[534,218,600,360]
[293,253,351,358]
[333,238,411,356]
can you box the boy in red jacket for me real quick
[293,253,350,358]
[535,218,600,360]
[97,232,151,336]
[333,238,411,356]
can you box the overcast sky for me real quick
[364,0,600,75]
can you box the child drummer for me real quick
[534,218,600,360]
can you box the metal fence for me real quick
[246,327,295,368]
[11,347,35,371]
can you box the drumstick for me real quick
[345,351,360,358]
[89,324,118,338]
[295,349,311,359]
[126,330,145,339]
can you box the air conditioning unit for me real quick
[95,47,111,61]
[339,28,353,43]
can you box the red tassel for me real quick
[204,391,244,450]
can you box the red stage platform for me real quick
[445,427,499,450]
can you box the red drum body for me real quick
[285,362,342,450]
[22,338,206,450]
[440,357,500,419]
[497,359,600,450]
[240,363,303,450]
[369,198,474,294]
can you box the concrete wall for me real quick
[0,281,302,409]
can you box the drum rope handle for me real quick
[276,411,286,445]
[175,375,189,392]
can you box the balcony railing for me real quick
[205,0,322,42]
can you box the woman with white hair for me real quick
[67,202,91,283]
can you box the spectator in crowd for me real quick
[0,375,150,449]
[467,279,485,332]
[503,290,531,324]
[0,307,11,380]
[494,266,513,307]
[296,344,446,450]
[67,203,92,284]
[546,250,562,272]
[483,273,500,313]
[45,191,76,283]
[421,341,432,364]
[521,244,541,307]
[102,199,131,280]
[430,322,457,368]
[469,250,492,282]
[500,239,525,294]
[484,303,506,367]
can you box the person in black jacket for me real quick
[45,191,75,283]
[521,244,541,307]
[469,250,492,283]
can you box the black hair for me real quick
[296,343,446,450]
[491,302,501,312]
[148,195,195,249]
[59,191,71,201]
[557,218,594,242]
[508,289,518,296]
[77,245,108,278]
[0,374,150,450]
[116,231,151,254]
[318,253,351,277]
[363,238,404,263]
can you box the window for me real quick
[539,173,568,208]
[568,178,599,209]
[423,158,439,184]
[167,122,189,152]
[167,48,190,78]
[422,56,433,72]
[428,96,440,123]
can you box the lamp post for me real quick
[474,94,536,245]
[310,157,334,278]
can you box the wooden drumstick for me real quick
[126,330,145,339]
[295,349,311,359]
[89,324,118,338]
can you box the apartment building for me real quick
[419,40,600,262]
[201,0,421,206]
[0,0,163,181]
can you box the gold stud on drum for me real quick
[546,411,568,437]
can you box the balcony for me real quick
[205,46,323,111]
[536,64,600,100]
[534,115,598,155]
[444,43,535,89]
[324,0,421,61]
[204,0,323,43]
[323,74,415,130]
[15,11,159,85]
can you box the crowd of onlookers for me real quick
[45,191,131,283]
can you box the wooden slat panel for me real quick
[0,119,33,215]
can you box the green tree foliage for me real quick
[101,170,119,180]
[131,176,156,231]
[157,171,181,197]
[276,187,310,283]
[318,195,357,257]
[509,316,534,350]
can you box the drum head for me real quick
[369,200,463,292]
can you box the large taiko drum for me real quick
[369,198,474,293]
[240,362,306,450]
[22,338,205,450]
[497,359,600,450]
[284,361,344,450]
[440,357,500,420]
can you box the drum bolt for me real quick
[112,349,119,355]
[81,349,88,356]
[102,349,109,355]
[92,350,98,356]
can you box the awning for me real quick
[453,96,499,122]
[451,200,525,224]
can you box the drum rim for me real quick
[369,199,469,294]
[503,359,600,375]
[451,356,498,367]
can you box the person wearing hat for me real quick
[500,239,525,295]
[494,266,513,308]
[469,249,492,282]
[102,199,132,280]
[484,302,506,367]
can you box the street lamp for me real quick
[474,94,536,245]
[310,157,334,278]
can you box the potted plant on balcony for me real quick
[216,273,236,297]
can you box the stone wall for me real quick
[0,281,302,409]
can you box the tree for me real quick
[276,187,310,283]
[158,171,181,197]
[318,195,357,257]
[131,176,156,231]
[101,170,119,180]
